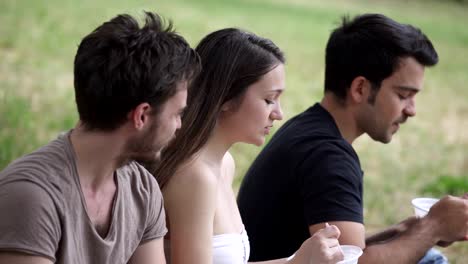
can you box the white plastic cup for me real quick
[411,197,439,217]
[336,245,363,264]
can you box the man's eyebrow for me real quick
[394,85,420,93]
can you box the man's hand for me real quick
[426,195,468,243]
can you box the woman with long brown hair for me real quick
[153,28,344,264]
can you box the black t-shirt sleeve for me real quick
[296,142,363,226]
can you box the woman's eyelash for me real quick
[265,99,274,104]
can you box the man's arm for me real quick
[128,238,166,264]
[309,195,468,264]
[0,182,60,262]
[0,252,53,264]
[365,216,419,246]
[309,221,365,248]
[309,219,434,263]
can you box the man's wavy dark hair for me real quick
[74,11,200,130]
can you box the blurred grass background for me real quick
[1,0,467,262]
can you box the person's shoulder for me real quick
[173,159,217,189]
[119,161,161,195]
[306,139,358,163]
[276,106,342,146]
[164,159,218,199]
[222,151,236,183]
[0,136,73,186]
[294,138,360,173]
[5,135,68,166]
[320,138,354,150]
[0,181,61,261]
[0,180,56,214]
[0,179,49,198]
[163,159,218,212]
[122,161,156,180]
[285,133,353,163]
[296,139,362,183]
[223,151,235,167]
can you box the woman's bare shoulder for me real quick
[222,151,236,183]
[163,159,218,204]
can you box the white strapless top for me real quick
[212,228,250,264]
[165,228,250,264]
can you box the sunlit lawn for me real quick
[1,0,467,262]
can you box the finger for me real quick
[331,241,345,257]
[321,224,341,238]
[323,237,341,248]
[329,246,345,262]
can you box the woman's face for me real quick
[219,63,285,146]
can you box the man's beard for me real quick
[117,121,166,169]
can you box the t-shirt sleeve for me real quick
[140,175,167,243]
[0,180,60,261]
[296,142,363,226]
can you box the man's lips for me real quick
[264,125,273,134]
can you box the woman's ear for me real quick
[221,100,233,112]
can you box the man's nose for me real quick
[404,98,416,117]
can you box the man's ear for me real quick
[349,76,372,104]
[128,102,152,130]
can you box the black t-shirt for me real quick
[237,103,363,261]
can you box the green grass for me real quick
[422,175,468,197]
[1,0,467,262]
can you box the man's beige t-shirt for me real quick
[0,132,167,263]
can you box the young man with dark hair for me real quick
[238,13,468,264]
[0,11,200,264]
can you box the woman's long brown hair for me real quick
[152,28,285,189]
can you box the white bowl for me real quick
[337,245,363,264]
[411,198,439,217]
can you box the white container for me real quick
[337,245,363,264]
[411,198,439,217]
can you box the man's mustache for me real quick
[396,115,408,124]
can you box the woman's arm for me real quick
[128,238,166,264]
[164,164,218,264]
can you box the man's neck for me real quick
[69,124,125,191]
[320,94,363,144]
